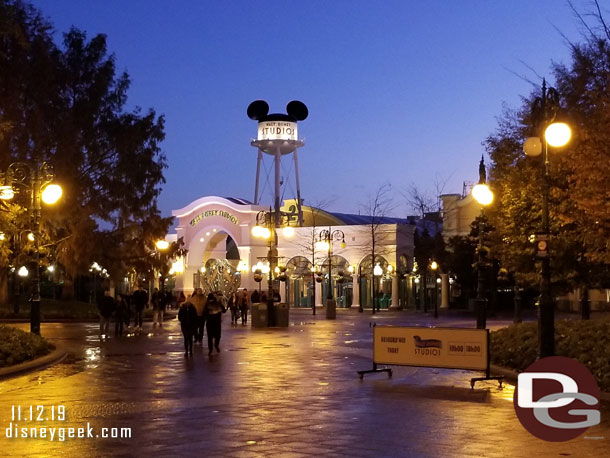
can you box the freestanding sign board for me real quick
[373,326,487,371]
[358,325,503,388]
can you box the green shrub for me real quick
[491,317,610,391]
[0,325,51,368]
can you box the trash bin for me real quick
[326,299,336,319]
[273,302,289,327]
[251,302,268,328]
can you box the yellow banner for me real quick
[373,326,488,371]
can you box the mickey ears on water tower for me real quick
[247,100,269,120]
[247,100,308,121]
[286,100,308,121]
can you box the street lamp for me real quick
[523,79,571,358]
[471,156,494,329]
[0,161,62,335]
[317,228,346,306]
[430,260,439,318]
[251,208,296,325]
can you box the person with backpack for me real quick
[178,299,198,357]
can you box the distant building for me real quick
[168,196,416,310]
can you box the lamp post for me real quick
[523,79,571,358]
[471,156,494,329]
[251,208,296,325]
[317,228,346,302]
[0,162,62,335]
[430,260,439,318]
[155,239,170,290]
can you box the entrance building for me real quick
[170,196,415,310]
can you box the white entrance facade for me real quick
[170,196,415,310]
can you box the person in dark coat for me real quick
[178,299,198,357]
[272,289,281,303]
[204,292,226,355]
[98,290,116,336]
[239,288,250,325]
[131,286,148,330]
[250,289,260,304]
[228,292,239,325]
[114,294,128,336]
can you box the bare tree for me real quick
[402,174,450,235]
[358,183,396,314]
[293,199,332,315]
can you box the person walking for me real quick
[131,285,148,331]
[114,294,128,336]
[190,288,207,343]
[241,288,251,325]
[98,289,116,336]
[152,288,163,327]
[228,291,239,325]
[178,298,198,357]
[204,292,226,354]
[176,291,186,309]
[165,289,175,310]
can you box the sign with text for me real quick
[189,209,239,227]
[257,120,298,141]
[373,326,488,371]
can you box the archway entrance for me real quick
[318,255,351,307]
[285,256,312,307]
[359,255,390,309]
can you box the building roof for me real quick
[222,197,253,205]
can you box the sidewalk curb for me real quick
[490,364,610,402]
[0,344,67,380]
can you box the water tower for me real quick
[247,100,308,225]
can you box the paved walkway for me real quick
[0,309,608,457]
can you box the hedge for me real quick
[490,317,610,391]
[0,325,51,368]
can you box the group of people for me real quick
[99,286,271,359]
[178,288,250,356]
[97,285,175,336]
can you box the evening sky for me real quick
[31,0,592,219]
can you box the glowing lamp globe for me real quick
[41,184,62,204]
[0,185,14,200]
[155,239,169,250]
[472,183,494,206]
[282,226,295,237]
[545,122,571,147]
[523,137,542,157]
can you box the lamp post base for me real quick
[325,299,336,319]
[30,298,41,335]
[476,298,487,329]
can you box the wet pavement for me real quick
[0,309,608,457]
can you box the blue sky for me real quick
[32,0,593,218]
